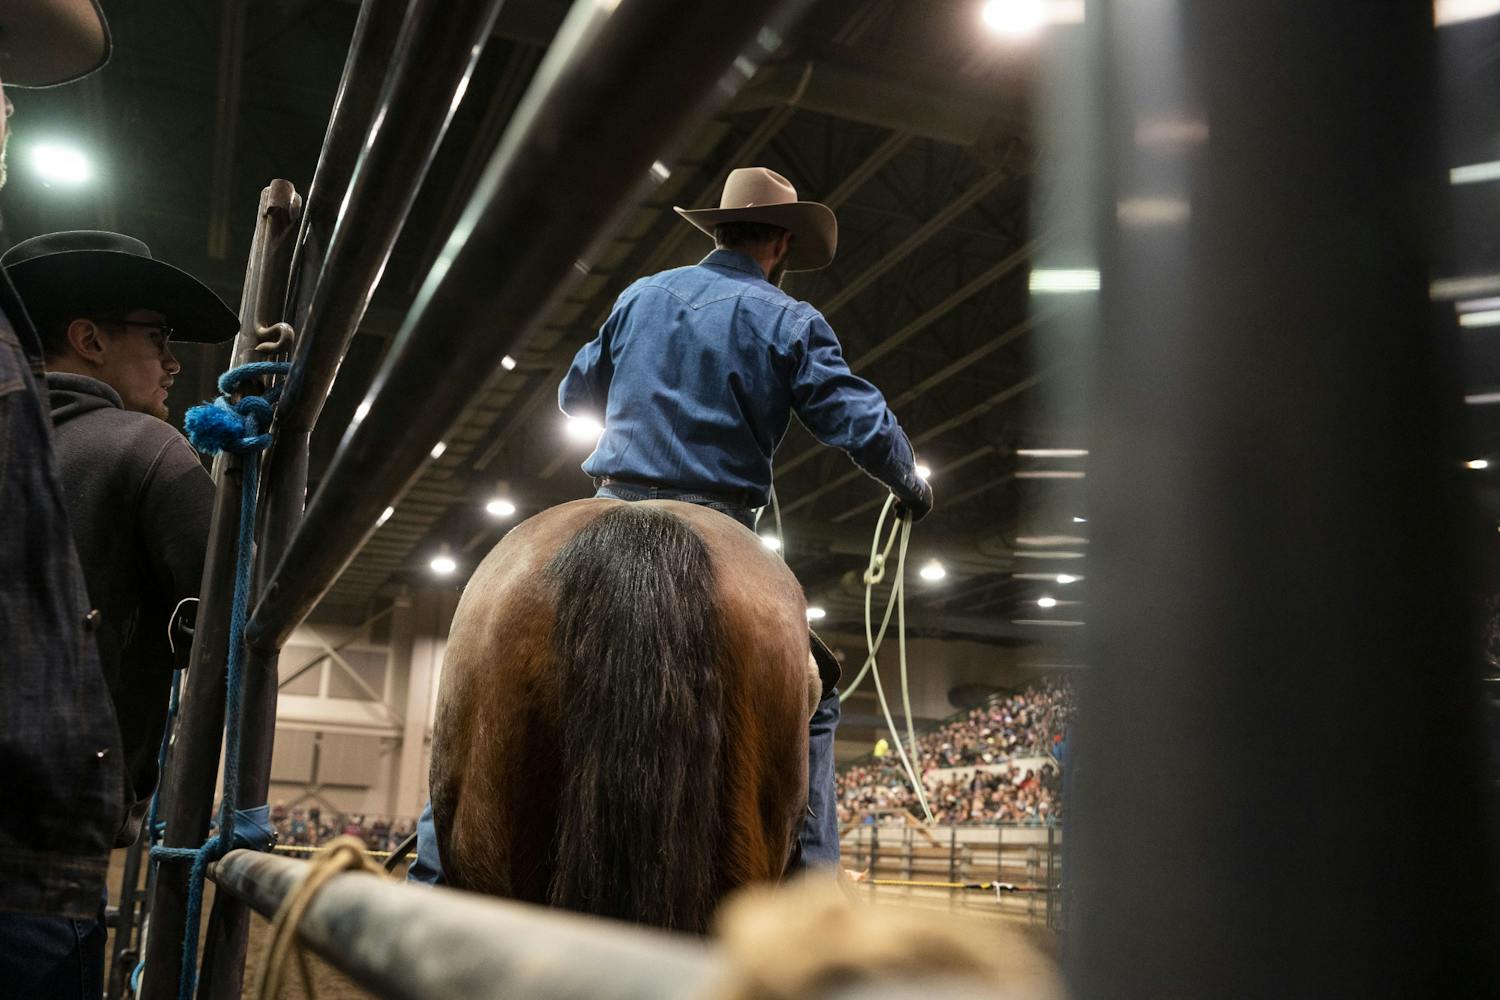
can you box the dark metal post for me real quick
[106,831,146,1000]
[247,0,818,648]
[1069,2,1499,996]
[137,181,300,1000]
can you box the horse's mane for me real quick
[545,504,727,931]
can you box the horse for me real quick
[428,498,821,933]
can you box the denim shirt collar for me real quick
[700,248,768,280]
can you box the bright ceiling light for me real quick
[501,355,517,371]
[353,399,371,424]
[760,534,781,551]
[376,506,395,527]
[1015,470,1086,479]
[806,606,827,621]
[1435,0,1500,27]
[1072,516,1087,523]
[1450,160,1500,185]
[1466,459,1490,470]
[1460,310,1500,328]
[915,463,932,480]
[1037,596,1058,608]
[1466,391,1500,405]
[981,0,1048,37]
[1029,268,1100,293]
[31,142,92,185]
[919,560,947,582]
[430,441,447,459]
[1016,534,1088,546]
[1014,550,1085,559]
[430,554,457,575]
[1012,619,1085,627]
[564,415,604,443]
[650,160,672,182]
[486,498,516,517]
[1017,448,1089,458]
[1056,574,1079,584]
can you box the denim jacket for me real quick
[0,275,123,918]
[560,250,925,508]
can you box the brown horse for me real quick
[429,498,819,932]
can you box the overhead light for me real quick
[501,355,517,371]
[1037,596,1058,608]
[760,534,781,551]
[1056,574,1079,584]
[353,398,371,424]
[1450,160,1500,185]
[915,463,932,480]
[1460,310,1500,328]
[1016,470,1086,479]
[1014,550,1085,559]
[376,506,395,527]
[564,415,604,443]
[981,0,1047,36]
[919,560,947,581]
[430,441,447,459]
[430,553,457,576]
[806,606,827,621]
[486,498,517,517]
[1017,448,1088,458]
[1016,535,1088,546]
[1029,268,1099,293]
[1012,619,1085,626]
[1433,275,1500,301]
[650,160,672,182]
[1116,196,1190,226]
[1072,516,1087,523]
[1466,391,1500,405]
[31,142,92,185]
[1466,459,1490,470]
[1435,0,1500,27]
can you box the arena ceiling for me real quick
[3,0,1094,655]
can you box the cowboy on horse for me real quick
[412,167,932,925]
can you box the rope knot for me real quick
[184,361,290,457]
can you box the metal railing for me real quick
[137,0,818,995]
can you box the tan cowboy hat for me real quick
[1,0,111,89]
[675,167,838,272]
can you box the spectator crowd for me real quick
[268,803,417,853]
[836,677,1074,826]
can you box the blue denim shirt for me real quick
[560,250,924,508]
[0,277,123,918]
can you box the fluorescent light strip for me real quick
[1460,310,1500,328]
[1011,619,1086,626]
[1451,160,1500,185]
[1015,535,1088,546]
[1435,0,1500,26]
[1432,275,1500,300]
[1029,268,1100,293]
[1013,572,1086,582]
[1013,550,1085,559]
[1466,391,1500,405]
[1015,470,1086,479]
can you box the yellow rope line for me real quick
[273,843,397,859]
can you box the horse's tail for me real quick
[546,504,726,931]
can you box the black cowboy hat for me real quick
[1,231,239,343]
[1,0,111,89]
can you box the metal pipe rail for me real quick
[208,850,1003,1000]
[211,849,718,1000]
[246,0,816,649]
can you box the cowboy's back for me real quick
[561,248,922,506]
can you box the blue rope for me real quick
[147,361,289,1000]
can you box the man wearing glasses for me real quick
[1,230,238,871]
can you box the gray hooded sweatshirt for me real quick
[47,372,213,837]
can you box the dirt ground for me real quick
[108,848,383,999]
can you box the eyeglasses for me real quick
[93,318,175,342]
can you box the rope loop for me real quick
[184,361,290,457]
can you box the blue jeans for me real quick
[0,896,105,999]
[593,481,757,530]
